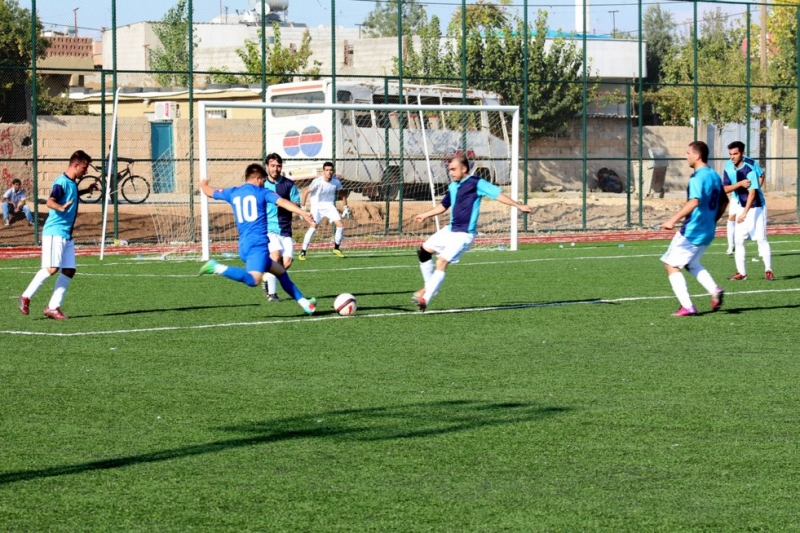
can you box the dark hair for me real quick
[688,141,709,163]
[323,161,334,170]
[69,150,92,165]
[245,163,267,179]
[449,154,469,170]
[266,153,283,165]
[727,141,745,153]
[11,178,21,185]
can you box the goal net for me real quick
[198,99,521,261]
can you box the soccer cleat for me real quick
[198,259,218,276]
[300,297,316,315]
[267,293,280,302]
[765,270,775,281]
[332,248,344,258]
[671,305,697,317]
[298,251,307,261]
[44,306,68,320]
[725,246,734,255]
[727,272,747,281]
[412,290,427,312]
[711,287,724,312]
[18,295,30,315]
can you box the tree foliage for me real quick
[766,1,799,124]
[149,0,198,87]
[208,24,320,85]
[403,8,587,137]
[361,0,427,38]
[0,0,48,122]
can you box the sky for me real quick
[24,0,751,42]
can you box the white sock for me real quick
[23,268,53,299]
[48,273,72,309]
[423,270,446,303]
[757,239,772,271]
[692,268,719,294]
[302,227,316,251]
[668,272,693,309]
[726,220,735,248]
[266,272,277,294]
[334,226,344,245]
[214,263,227,275]
[419,260,434,284]
[734,243,746,275]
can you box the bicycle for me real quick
[77,157,151,204]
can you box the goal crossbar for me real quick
[198,101,521,260]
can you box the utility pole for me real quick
[73,7,78,37]
[608,10,618,38]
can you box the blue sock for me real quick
[221,266,257,287]
[277,271,303,300]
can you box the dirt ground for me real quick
[0,192,796,247]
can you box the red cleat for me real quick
[765,270,774,281]
[711,287,724,312]
[727,272,747,281]
[18,295,30,315]
[44,306,68,320]
[412,289,427,312]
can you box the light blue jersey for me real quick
[264,175,300,236]
[43,173,79,239]
[681,165,723,247]
[441,176,502,234]
[723,157,765,208]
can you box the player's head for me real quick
[245,163,267,185]
[265,153,283,181]
[727,141,745,166]
[447,154,470,182]
[11,178,21,190]
[322,161,334,181]
[67,150,92,180]
[686,141,708,169]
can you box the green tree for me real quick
[208,24,320,85]
[361,0,427,38]
[148,0,198,87]
[0,0,48,122]
[766,2,798,124]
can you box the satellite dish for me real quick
[248,0,271,15]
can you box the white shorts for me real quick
[41,235,76,269]
[311,203,341,224]
[423,227,475,264]
[268,233,295,258]
[728,198,743,217]
[661,232,708,269]
[736,205,767,242]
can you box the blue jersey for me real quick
[213,183,280,251]
[440,176,502,234]
[681,166,723,247]
[264,175,300,237]
[723,157,764,208]
[43,173,79,239]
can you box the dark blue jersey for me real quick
[440,176,502,234]
[264,176,300,237]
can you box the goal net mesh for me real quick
[199,101,520,259]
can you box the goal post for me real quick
[198,100,521,261]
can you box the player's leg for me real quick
[267,260,315,314]
[730,210,750,280]
[660,233,697,315]
[300,213,320,259]
[323,206,344,257]
[263,241,283,301]
[44,238,76,319]
[685,246,724,311]
[726,212,736,254]
[20,235,62,315]
[753,206,773,279]
[199,245,264,287]
[418,231,474,310]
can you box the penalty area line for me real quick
[3,286,800,337]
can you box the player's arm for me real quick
[197,179,215,198]
[759,174,765,188]
[414,203,448,223]
[276,197,314,226]
[661,199,699,230]
[496,193,532,213]
[45,189,73,212]
[737,189,757,223]
[723,179,750,193]
[300,187,311,209]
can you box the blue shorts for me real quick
[240,243,272,273]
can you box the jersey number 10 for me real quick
[232,195,258,223]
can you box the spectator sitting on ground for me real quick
[2,179,34,227]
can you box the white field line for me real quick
[2,287,800,338]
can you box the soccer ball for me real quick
[333,293,357,316]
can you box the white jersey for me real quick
[307,177,342,206]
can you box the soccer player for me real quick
[262,153,301,302]
[411,154,532,312]
[723,141,773,281]
[723,143,765,255]
[197,164,317,315]
[18,150,95,320]
[660,141,727,317]
[298,161,350,259]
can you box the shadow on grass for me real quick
[66,303,262,319]
[0,400,568,484]
[722,302,800,314]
